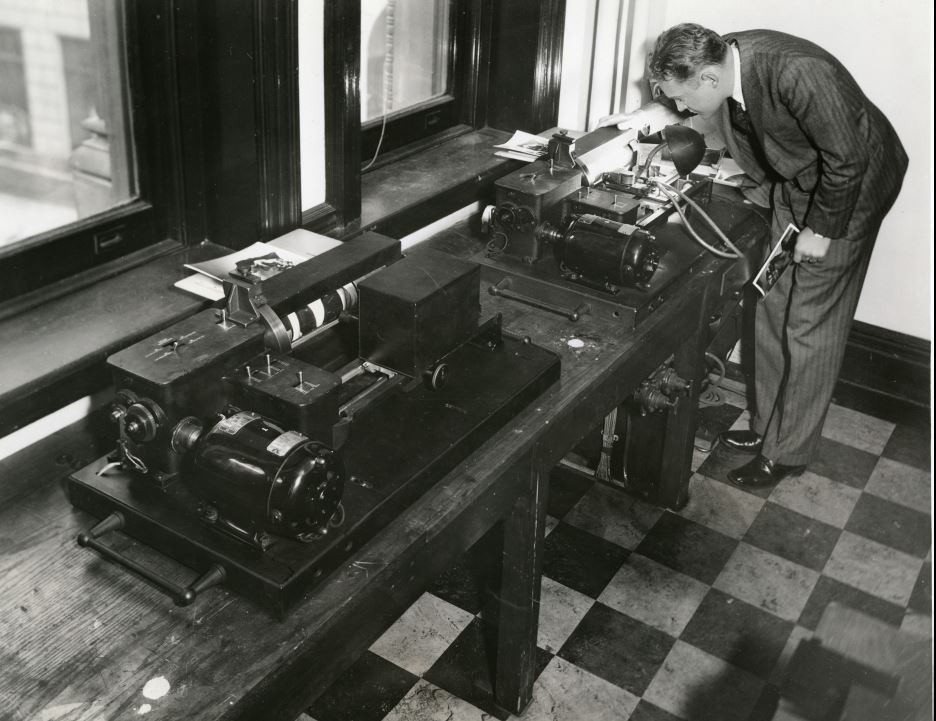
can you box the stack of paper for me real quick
[174,229,343,301]
[493,130,549,162]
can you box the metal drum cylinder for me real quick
[189,410,344,541]
[281,281,358,347]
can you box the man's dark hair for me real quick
[648,23,728,82]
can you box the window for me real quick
[1,0,564,307]
[0,26,30,147]
[60,36,95,150]
[0,2,135,253]
[360,0,459,165]
[0,0,195,309]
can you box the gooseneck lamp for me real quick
[635,124,706,182]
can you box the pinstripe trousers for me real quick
[750,186,879,467]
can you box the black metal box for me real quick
[227,356,342,444]
[562,186,641,224]
[493,161,583,262]
[357,250,480,378]
[108,309,267,414]
[106,309,268,477]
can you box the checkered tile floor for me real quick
[302,379,932,721]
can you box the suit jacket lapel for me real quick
[731,34,765,145]
[719,33,767,184]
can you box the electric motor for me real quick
[188,410,345,542]
[538,214,660,290]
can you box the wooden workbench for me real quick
[0,188,765,720]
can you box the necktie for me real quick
[728,98,753,135]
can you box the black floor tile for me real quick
[809,437,879,490]
[547,465,595,519]
[882,420,932,471]
[743,502,841,572]
[423,617,551,721]
[308,650,418,721]
[629,699,688,721]
[798,575,905,630]
[636,512,739,584]
[680,588,793,679]
[908,561,932,614]
[558,602,675,696]
[696,403,746,450]
[845,493,931,558]
[428,525,503,615]
[542,521,630,598]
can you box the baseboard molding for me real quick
[725,321,931,424]
[835,321,931,423]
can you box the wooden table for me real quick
[0,189,765,720]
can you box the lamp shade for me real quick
[661,125,706,176]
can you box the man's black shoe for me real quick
[728,455,806,489]
[719,430,763,452]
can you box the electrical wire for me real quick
[698,351,727,408]
[705,350,726,388]
[652,179,744,259]
[362,0,395,171]
[485,231,509,257]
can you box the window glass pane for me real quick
[298,0,325,210]
[361,0,452,123]
[0,0,135,251]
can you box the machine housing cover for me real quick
[357,250,481,378]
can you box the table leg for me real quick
[656,284,718,508]
[493,454,548,714]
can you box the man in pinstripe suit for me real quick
[647,24,907,487]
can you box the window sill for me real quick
[0,242,231,437]
[360,126,522,238]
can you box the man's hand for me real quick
[594,113,628,130]
[793,227,832,264]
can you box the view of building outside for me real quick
[360,0,451,123]
[0,0,133,251]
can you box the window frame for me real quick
[0,0,567,309]
[359,0,463,164]
[0,0,206,312]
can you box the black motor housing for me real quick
[539,214,660,290]
[189,410,345,543]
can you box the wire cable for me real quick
[363,0,395,171]
[698,351,727,407]
[699,351,725,408]
[704,350,726,389]
[652,179,744,259]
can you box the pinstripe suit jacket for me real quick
[718,30,907,242]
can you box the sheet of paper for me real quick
[175,230,343,300]
[173,272,227,301]
[268,228,342,257]
[714,156,748,186]
[493,130,549,157]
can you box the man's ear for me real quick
[699,66,721,88]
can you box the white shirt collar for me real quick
[730,42,746,109]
